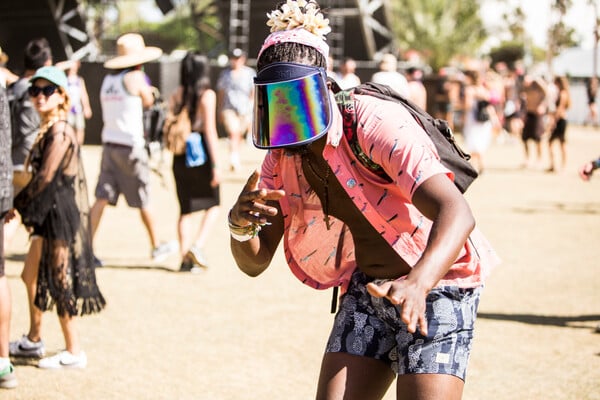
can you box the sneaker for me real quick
[179,259,204,274]
[151,240,177,263]
[9,334,45,358]
[92,254,104,268]
[0,364,17,389]
[187,245,208,269]
[38,350,87,369]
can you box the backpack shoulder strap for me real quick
[333,88,391,181]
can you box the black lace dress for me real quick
[14,122,105,317]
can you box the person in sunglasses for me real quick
[7,66,105,369]
[228,1,499,399]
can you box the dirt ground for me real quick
[2,125,599,400]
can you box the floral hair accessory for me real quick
[258,1,331,60]
[266,0,331,39]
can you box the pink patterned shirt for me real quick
[259,93,500,292]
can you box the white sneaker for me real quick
[187,245,208,269]
[38,350,87,369]
[151,240,177,263]
[9,334,45,358]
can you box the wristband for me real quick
[592,158,600,170]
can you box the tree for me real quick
[547,0,578,72]
[81,0,224,56]
[388,0,487,72]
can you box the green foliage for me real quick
[389,0,487,72]
[488,41,525,69]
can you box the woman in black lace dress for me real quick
[9,66,104,369]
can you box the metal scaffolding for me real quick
[228,0,251,54]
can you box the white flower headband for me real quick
[266,0,331,40]
[259,0,331,60]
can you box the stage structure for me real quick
[221,0,397,63]
[0,0,96,72]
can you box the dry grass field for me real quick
[3,125,599,400]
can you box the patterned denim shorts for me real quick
[325,270,482,380]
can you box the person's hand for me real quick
[4,208,15,223]
[230,170,285,227]
[366,279,429,336]
[210,167,220,188]
[579,162,594,181]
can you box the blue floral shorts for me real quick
[326,270,482,381]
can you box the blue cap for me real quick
[30,66,68,89]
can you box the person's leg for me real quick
[223,110,243,171]
[559,140,567,170]
[2,213,21,250]
[395,374,464,400]
[89,198,108,239]
[192,205,221,249]
[0,218,10,359]
[58,314,81,355]
[0,277,9,359]
[139,207,158,249]
[177,213,193,258]
[21,237,43,341]
[316,352,395,400]
[547,138,556,171]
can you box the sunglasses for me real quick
[28,85,59,97]
[252,62,332,149]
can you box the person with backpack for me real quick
[228,1,499,399]
[165,52,221,272]
[89,33,176,265]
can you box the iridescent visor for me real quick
[253,63,332,149]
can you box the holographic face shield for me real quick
[252,62,332,149]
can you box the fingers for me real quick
[366,280,428,336]
[243,169,261,192]
[231,170,285,226]
[366,281,391,298]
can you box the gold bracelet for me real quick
[228,209,262,242]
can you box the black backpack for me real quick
[7,78,39,149]
[143,93,168,147]
[332,81,478,193]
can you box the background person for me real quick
[371,53,409,97]
[546,76,571,173]
[336,57,360,89]
[9,66,105,369]
[216,48,255,172]
[167,52,221,272]
[89,33,175,264]
[4,38,53,250]
[56,59,93,145]
[0,59,16,390]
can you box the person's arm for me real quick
[14,123,74,218]
[79,77,93,119]
[124,69,155,108]
[229,170,285,276]
[367,175,475,335]
[579,156,600,181]
[196,89,220,185]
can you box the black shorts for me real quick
[522,112,544,142]
[549,118,567,143]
